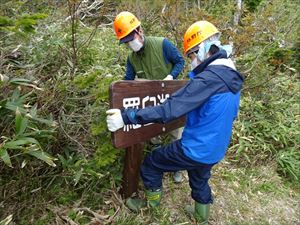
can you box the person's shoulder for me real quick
[147,36,165,42]
[128,51,135,62]
[206,64,236,75]
[193,70,221,82]
[147,36,164,39]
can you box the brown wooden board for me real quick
[120,143,144,198]
[109,80,187,148]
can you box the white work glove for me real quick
[163,74,173,80]
[106,109,124,132]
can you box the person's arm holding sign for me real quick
[106,74,223,131]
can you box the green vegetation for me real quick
[0,0,299,224]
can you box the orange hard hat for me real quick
[183,21,219,55]
[113,11,141,40]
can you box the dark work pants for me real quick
[140,140,215,204]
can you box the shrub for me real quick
[0,78,57,168]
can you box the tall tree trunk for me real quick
[196,0,201,9]
[233,0,242,26]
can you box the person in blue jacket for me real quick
[107,21,244,224]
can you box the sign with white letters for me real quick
[109,80,187,148]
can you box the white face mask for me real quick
[128,38,143,52]
[190,56,199,70]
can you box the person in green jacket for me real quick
[113,11,185,182]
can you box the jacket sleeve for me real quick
[124,57,136,80]
[121,73,224,125]
[162,39,185,79]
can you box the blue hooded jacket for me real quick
[121,50,244,164]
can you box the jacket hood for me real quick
[192,50,226,73]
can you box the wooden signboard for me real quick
[109,80,187,148]
[109,80,187,198]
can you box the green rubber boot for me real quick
[145,189,162,207]
[185,201,210,225]
[126,189,162,212]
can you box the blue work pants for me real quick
[140,140,215,204]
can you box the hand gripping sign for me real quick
[109,80,187,198]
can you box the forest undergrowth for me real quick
[0,0,299,224]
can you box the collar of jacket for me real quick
[192,50,228,74]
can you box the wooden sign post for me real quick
[109,80,187,198]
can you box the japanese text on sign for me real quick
[122,94,170,132]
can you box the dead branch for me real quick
[161,4,180,47]
[60,215,79,225]
[65,0,103,22]
[77,21,100,50]
[58,108,88,154]
[74,207,109,221]
[242,42,275,75]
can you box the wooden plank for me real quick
[109,80,187,148]
[120,143,144,198]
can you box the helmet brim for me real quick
[119,31,136,44]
